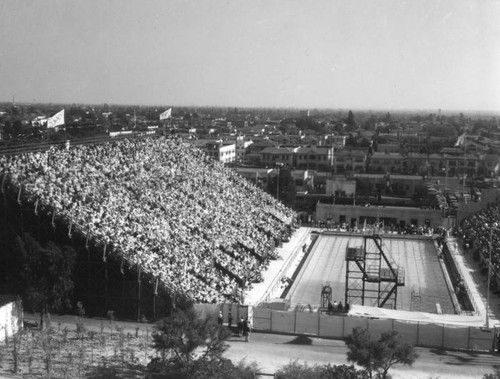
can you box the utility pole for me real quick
[486,222,499,329]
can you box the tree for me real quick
[14,232,76,328]
[275,360,369,379]
[345,133,357,147]
[267,168,296,208]
[346,110,356,131]
[188,358,259,379]
[149,307,260,378]
[345,328,417,379]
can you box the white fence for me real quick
[252,307,494,351]
[0,298,23,342]
[208,303,495,352]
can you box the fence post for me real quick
[416,322,420,346]
[467,326,471,350]
[442,323,445,349]
[317,311,320,336]
[342,314,345,338]
[294,310,297,334]
[270,309,273,332]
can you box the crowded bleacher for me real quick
[456,204,500,271]
[0,137,296,303]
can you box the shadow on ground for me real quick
[283,335,313,345]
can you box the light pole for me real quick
[486,222,499,329]
[275,167,280,202]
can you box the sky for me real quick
[0,0,499,112]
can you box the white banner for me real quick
[47,109,65,128]
[160,108,172,120]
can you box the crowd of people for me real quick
[0,136,296,303]
[455,204,500,273]
[310,219,437,236]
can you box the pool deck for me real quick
[246,227,500,328]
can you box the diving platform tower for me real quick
[345,233,405,309]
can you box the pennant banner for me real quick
[454,133,465,147]
[47,109,65,128]
[160,108,172,120]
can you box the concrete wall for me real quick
[0,299,22,342]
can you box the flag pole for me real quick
[462,131,466,196]
[444,158,448,196]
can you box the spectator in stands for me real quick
[457,204,500,274]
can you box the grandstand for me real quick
[0,137,296,319]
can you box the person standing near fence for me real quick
[243,317,252,342]
[238,317,244,337]
[337,301,343,313]
[496,329,500,352]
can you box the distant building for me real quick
[376,143,400,154]
[295,146,334,171]
[259,147,295,167]
[368,152,403,174]
[334,149,366,173]
[32,116,48,127]
[426,123,454,138]
[197,140,236,164]
[325,134,346,149]
[479,154,500,176]
[352,173,428,197]
[442,152,479,178]
[316,202,443,229]
[325,177,356,197]
[248,139,276,154]
[234,167,273,189]
[290,170,313,193]
[235,136,253,161]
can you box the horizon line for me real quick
[1,100,499,116]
